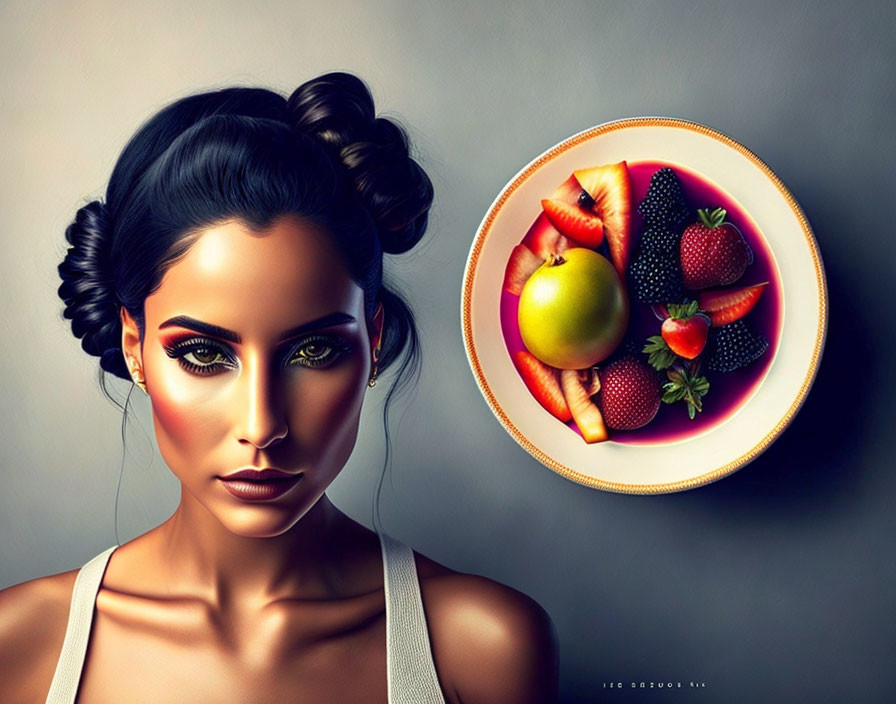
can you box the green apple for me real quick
[518,248,628,369]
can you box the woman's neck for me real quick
[147,491,372,607]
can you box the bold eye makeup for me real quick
[161,333,355,376]
[162,336,237,376]
[286,334,354,369]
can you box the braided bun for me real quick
[57,200,129,380]
[287,73,433,254]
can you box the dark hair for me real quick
[57,74,433,526]
[59,73,432,386]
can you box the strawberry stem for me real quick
[697,207,727,229]
[667,299,699,321]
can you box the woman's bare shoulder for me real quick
[0,568,79,701]
[414,552,559,704]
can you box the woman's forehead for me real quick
[144,217,365,334]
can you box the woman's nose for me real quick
[234,352,288,449]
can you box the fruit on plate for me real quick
[522,218,571,260]
[661,365,711,420]
[560,368,608,443]
[503,244,544,295]
[518,248,628,369]
[639,225,681,255]
[511,350,572,422]
[642,335,677,371]
[637,167,690,229]
[596,355,661,430]
[705,319,769,373]
[541,198,604,247]
[504,218,574,296]
[680,207,753,289]
[573,162,632,277]
[659,300,710,359]
[628,248,684,304]
[698,282,768,326]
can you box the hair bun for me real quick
[287,72,375,148]
[57,200,129,379]
[287,73,434,255]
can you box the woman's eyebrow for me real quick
[158,312,357,344]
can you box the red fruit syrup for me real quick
[500,160,783,445]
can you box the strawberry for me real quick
[541,199,604,247]
[660,301,710,359]
[573,162,632,277]
[698,282,768,326]
[596,355,661,430]
[559,367,608,443]
[512,350,572,422]
[503,244,544,295]
[679,207,753,289]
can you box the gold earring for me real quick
[129,360,148,394]
[368,362,378,388]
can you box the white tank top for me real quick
[45,532,445,703]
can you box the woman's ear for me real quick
[370,302,384,362]
[120,306,143,373]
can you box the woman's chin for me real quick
[202,491,326,539]
[215,507,309,539]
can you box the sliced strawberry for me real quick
[503,244,544,295]
[512,350,572,422]
[573,162,632,277]
[540,199,604,247]
[551,174,584,203]
[698,282,768,326]
[521,217,571,260]
[560,368,609,443]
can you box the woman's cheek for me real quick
[148,366,227,467]
[292,365,368,449]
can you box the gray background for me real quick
[2,1,894,702]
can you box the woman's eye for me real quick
[289,336,351,368]
[184,347,226,366]
[163,338,235,376]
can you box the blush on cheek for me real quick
[150,374,222,456]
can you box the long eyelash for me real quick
[287,334,353,369]
[162,336,236,375]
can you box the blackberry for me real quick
[637,167,690,229]
[639,225,681,254]
[705,320,769,373]
[628,248,684,304]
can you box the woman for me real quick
[0,73,557,703]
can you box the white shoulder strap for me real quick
[379,532,445,704]
[45,546,117,704]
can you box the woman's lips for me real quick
[217,468,302,501]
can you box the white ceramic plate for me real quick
[461,117,827,494]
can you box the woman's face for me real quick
[121,216,382,538]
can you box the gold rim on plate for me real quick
[461,117,828,494]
